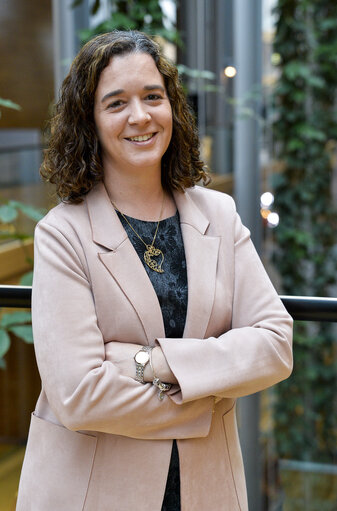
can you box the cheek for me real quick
[95,117,113,145]
[94,123,101,143]
[93,112,103,142]
[168,119,173,143]
[164,106,173,135]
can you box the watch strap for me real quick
[134,346,152,383]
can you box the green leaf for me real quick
[0,329,10,357]
[318,19,337,31]
[20,271,34,286]
[295,124,327,142]
[0,204,18,223]
[60,58,72,67]
[109,12,138,29]
[91,0,101,15]
[78,28,95,44]
[0,98,21,111]
[0,231,32,241]
[286,139,305,151]
[0,357,6,370]
[177,65,215,80]
[237,107,257,120]
[0,311,32,328]
[204,84,226,93]
[8,201,46,222]
[292,90,305,103]
[71,0,83,8]
[284,61,310,81]
[307,75,325,89]
[8,325,34,344]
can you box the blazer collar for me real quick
[172,188,210,235]
[86,182,219,341]
[86,181,210,250]
[86,181,128,251]
[172,189,219,339]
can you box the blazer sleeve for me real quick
[32,221,214,440]
[157,205,293,404]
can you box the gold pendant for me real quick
[144,245,164,273]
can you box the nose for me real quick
[128,99,151,125]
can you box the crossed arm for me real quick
[104,342,178,384]
[32,221,214,440]
[32,210,293,440]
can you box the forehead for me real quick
[95,52,165,96]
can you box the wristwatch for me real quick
[134,346,152,383]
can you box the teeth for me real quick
[128,134,153,142]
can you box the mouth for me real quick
[125,133,156,142]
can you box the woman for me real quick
[17,31,293,511]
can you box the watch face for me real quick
[135,351,150,364]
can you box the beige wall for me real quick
[0,2,53,442]
[0,0,53,129]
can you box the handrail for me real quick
[0,285,32,308]
[0,285,337,322]
[280,295,337,322]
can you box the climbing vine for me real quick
[72,0,179,45]
[272,0,337,462]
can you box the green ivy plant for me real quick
[0,311,33,370]
[0,199,46,369]
[0,98,21,118]
[72,0,180,46]
[272,0,337,463]
[0,96,46,368]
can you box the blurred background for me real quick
[0,1,336,510]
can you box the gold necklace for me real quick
[112,196,165,274]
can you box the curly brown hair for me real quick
[41,30,210,203]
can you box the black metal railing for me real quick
[279,295,337,322]
[0,285,337,322]
[0,285,32,308]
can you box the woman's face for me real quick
[94,52,173,177]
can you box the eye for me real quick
[146,94,162,101]
[107,99,124,109]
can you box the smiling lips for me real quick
[126,133,156,142]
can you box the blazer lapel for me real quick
[173,189,220,339]
[86,183,220,343]
[86,182,165,344]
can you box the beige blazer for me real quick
[16,183,293,511]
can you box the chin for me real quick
[129,156,163,170]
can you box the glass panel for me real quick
[0,130,54,244]
[260,0,337,509]
[260,323,337,511]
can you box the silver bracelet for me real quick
[153,377,172,401]
[149,348,172,400]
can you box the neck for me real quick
[104,169,166,221]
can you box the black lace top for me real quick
[116,210,187,511]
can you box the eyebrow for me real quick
[101,84,165,103]
[144,84,165,92]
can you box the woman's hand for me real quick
[149,346,178,385]
[104,342,140,380]
[104,342,178,385]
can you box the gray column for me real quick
[233,2,263,511]
[211,0,233,175]
[178,0,234,175]
[233,0,262,247]
[195,0,207,138]
[52,0,89,100]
